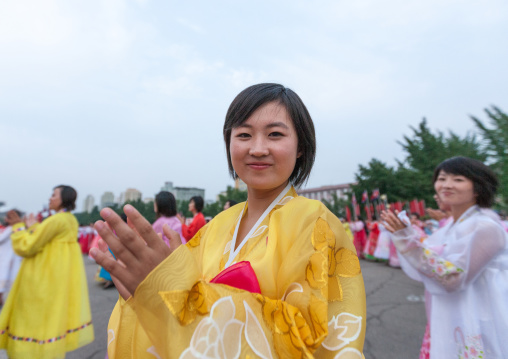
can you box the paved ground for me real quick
[3,256,426,359]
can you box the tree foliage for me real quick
[322,192,349,219]
[471,106,508,207]
[352,118,487,212]
[74,187,248,225]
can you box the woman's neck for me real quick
[246,182,289,218]
[451,202,476,222]
[191,210,198,216]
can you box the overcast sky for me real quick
[1,0,507,213]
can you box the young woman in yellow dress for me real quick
[91,83,366,358]
[0,185,94,359]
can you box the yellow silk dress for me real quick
[107,187,366,358]
[0,212,94,359]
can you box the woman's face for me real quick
[434,170,476,209]
[49,188,63,211]
[188,200,195,212]
[230,102,300,192]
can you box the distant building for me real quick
[83,195,95,213]
[160,181,175,193]
[160,181,204,202]
[297,183,354,202]
[174,187,205,202]
[143,197,154,204]
[100,191,115,209]
[123,188,142,203]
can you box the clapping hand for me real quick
[380,210,407,233]
[90,205,182,299]
[6,210,22,225]
[24,213,37,228]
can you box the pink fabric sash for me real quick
[210,261,261,294]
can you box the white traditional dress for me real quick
[373,222,390,261]
[0,227,22,307]
[392,205,508,358]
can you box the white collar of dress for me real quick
[225,183,294,268]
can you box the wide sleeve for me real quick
[10,217,63,257]
[107,218,366,359]
[391,220,506,293]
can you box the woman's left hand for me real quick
[90,205,179,296]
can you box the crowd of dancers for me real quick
[1,83,507,359]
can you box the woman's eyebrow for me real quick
[266,121,289,129]
[235,121,289,129]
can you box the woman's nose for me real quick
[249,137,269,156]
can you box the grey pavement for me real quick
[64,256,426,359]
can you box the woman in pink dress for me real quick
[152,191,184,246]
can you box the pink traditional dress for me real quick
[152,216,184,246]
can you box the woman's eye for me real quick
[269,131,283,137]
[236,133,250,138]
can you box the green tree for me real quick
[470,106,508,208]
[75,205,102,225]
[353,118,487,208]
[176,200,192,218]
[217,186,248,209]
[352,158,398,202]
[203,202,222,218]
[321,192,349,219]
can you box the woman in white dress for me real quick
[381,156,508,358]
[0,210,23,308]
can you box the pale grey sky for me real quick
[1,0,507,213]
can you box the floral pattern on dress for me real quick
[307,219,361,301]
[334,348,363,359]
[160,281,221,326]
[422,248,463,278]
[454,327,485,359]
[322,313,362,352]
[179,297,273,359]
[256,293,326,358]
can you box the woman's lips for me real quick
[248,163,271,170]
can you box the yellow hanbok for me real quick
[107,187,366,358]
[0,212,94,359]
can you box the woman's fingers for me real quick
[100,208,148,258]
[90,247,136,294]
[123,205,163,248]
[162,224,182,252]
[94,220,138,266]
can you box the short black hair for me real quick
[155,191,177,217]
[432,157,498,208]
[190,196,204,212]
[54,185,77,211]
[223,83,316,188]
